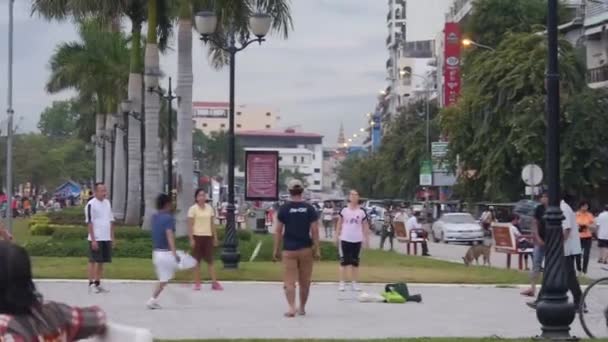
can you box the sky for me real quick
[0,0,388,145]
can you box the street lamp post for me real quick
[149,77,178,195]
[461,38,495,52]
[5,0,14,232]
[195,11,272,269]
[535,0,576,339]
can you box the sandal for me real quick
[520,289,535,297]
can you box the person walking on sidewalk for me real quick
[528,194,583,310]
[521,191,548,297]
[336,190,370,292]
[273,179,320,318]
[380,205,395,251]
[322,202,334,239]
[85,183,114,294]
[597,205,608,264]
[188,189,222,291]
[147,193,180,310]
[576,200,595,276]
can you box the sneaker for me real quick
[146,299,161,310]
[94,285,109,294]
[88,283,95,294]
[338,282,346,292]
[351,282,362,292]
[211,282,224,291]
[193,283,202,291]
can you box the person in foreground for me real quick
[0,241,107,340]
[188,189,222,291]
[147,193,180,310]
[85,182,115,294]
[335,189,370,292]
[273,179,320,318]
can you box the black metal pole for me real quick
[167,77,174,196]
[221,35,241,269]
[535,0,576,339]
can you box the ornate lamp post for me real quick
[535,0,576,339]
[195,11,272,269]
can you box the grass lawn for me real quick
[14,219,531,284]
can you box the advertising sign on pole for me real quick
[420,160,433,186]
[443,22,462,107]
[245,151,279,201]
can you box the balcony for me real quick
[587,65,608,88]
[448,0,473,23]
[585,1,608,27]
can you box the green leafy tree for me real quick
[279,169,308,192]
[37,101,80,139]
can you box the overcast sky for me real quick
[0,0,387,145]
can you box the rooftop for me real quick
[237,129,323,139]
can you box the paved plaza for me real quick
[37,281,587,340]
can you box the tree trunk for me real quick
[142,0,162,229]
[112,109,127,221]
[175,3,194,237]
[103,114,114,194]
[124,21,143,226]
[95,113,105,182]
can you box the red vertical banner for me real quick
[443,22,462,107]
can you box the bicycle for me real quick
[580,274,608,338]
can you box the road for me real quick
[37,281,588,340]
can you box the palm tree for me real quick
[45,21,130,196]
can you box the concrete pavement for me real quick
[36,281,588,340]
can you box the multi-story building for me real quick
[192,101,279,135]
[585,0,608,88]
[237,129,324,192]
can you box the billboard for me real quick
[245,150,279,201]
[443,22,462,107]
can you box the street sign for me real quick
[431,141,449,173]
[521,164,543,186]
[420,160,433,186]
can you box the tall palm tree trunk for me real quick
[112,107,127,220]
[104,113,114,195]
[142,0,162,229]
[175,0,194,237]
[124,21,143,225]
[95,112,105,182]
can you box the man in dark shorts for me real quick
[273,179,320,317]
[84,183,114,294]
[522,191,547,297]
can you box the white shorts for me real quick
[153,251,177,282]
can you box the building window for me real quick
[314,168,320,173]
[265,124,271,129]
[266,112,271,116]
[314,180,321,185]
[279,156,283,161]
[237,111,242,116]
[237,124,242,128]
[202,123,208,127]
[293,156,297,163]
[301,156,305,163]
[220,123,226,128]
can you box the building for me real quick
[584,0,608,88]
[192,101,279,135]
[237,129,324,192]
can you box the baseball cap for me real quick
[288,179,304,190]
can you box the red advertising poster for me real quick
[443,22,461,107]
[245,151,279,201]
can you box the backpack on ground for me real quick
[385,282,423,303]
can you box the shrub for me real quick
[52,226,149,240]
[30,225,55,236]
[29,215,50,228]
[46,210,85,225]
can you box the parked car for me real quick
[431,212,484,244]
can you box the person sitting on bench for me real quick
[405,211,430,257]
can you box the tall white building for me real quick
[584,0,608,88]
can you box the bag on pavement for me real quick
[381,290,406,303]
[385,282,423,303]
[176,250,197,270]
[357,292,386,303]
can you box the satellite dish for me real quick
[521,164,543,186]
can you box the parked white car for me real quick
[431,212,484,244]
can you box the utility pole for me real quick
[5,0,15,232]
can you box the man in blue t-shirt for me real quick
[147,193,179,310]
[273,179,320,318]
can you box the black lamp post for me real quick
[149,77,178,195]
[535,0,576,339]
[195,11,272,269]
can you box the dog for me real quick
[462,243,492,266]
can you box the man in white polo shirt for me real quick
[85,183,114,293]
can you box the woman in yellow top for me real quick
[576,200,595,275]
[188,189,222,291]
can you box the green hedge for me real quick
[24,233,338,262]
[46,207,85,225]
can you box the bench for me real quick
[394,221,427,256]
[491,224,533,270]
